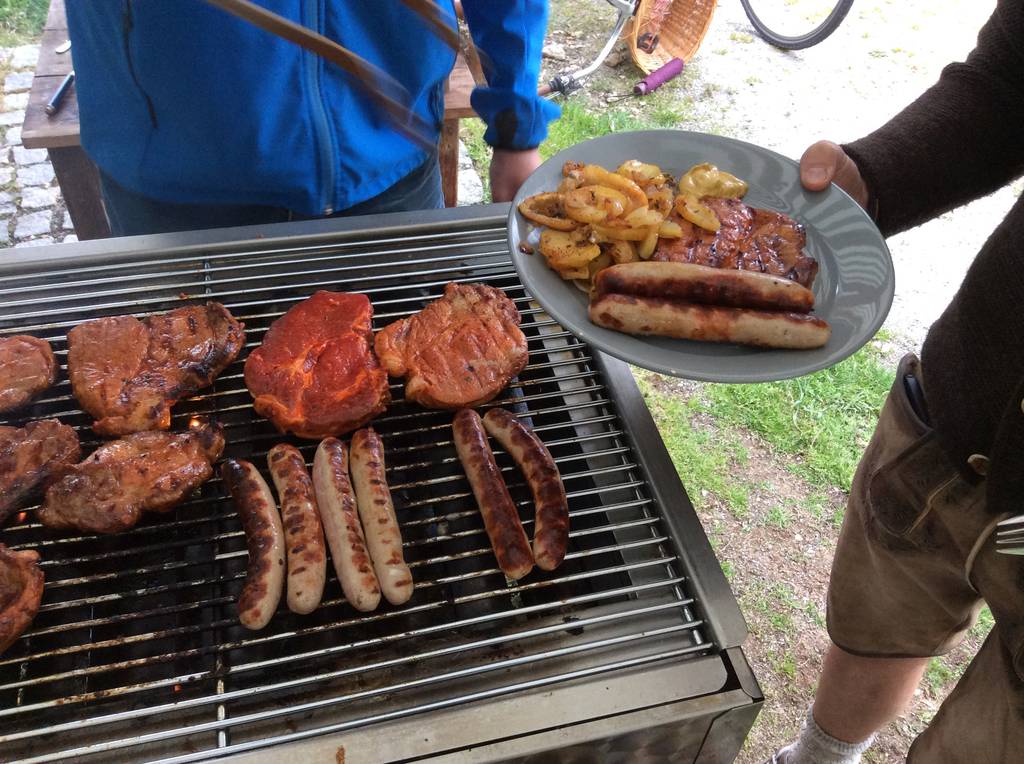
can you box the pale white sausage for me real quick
[312,438,381,612]
[349,428,413,606]
[589,294,831,349]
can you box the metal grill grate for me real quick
[0,212,722,763]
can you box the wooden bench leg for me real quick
[439,118,460,208]
[47,146,111,240]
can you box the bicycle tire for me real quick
[739,0,855,50]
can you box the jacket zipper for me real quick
[303,0,336,215]
[121,0,158,129]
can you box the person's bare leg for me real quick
[813,644,930,742]
[773,644,930,763]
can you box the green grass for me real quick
[700,340,894,491]
[729,31,755,44]
[924,607,995,694]
[721,559,735,581]
[743,580,801,632]
[460,95,692,204]
[0,0,46,46]
[924,657,955,694]
[766,504,793,530]
[969,606,995,641]
[804,601,826,629]
[637,375,752,518]
[539,97,689,160]
[775,652,798,681]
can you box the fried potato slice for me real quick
[646,185,675,217]
[539,228,601,280]
[563,185,629,223]
[591,221,652,241]
[624,206,664,228]
[518,193,578,231]
[616,160,664,184]
[637,227,660,259]
[674,163,750,233]
[580,165,648,212]
[604,239,638,264]
[658,219,684,238]
[674,194,721,233]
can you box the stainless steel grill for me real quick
[0,206,756,763]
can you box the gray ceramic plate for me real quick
[507,130,894,383]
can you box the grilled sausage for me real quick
[452,409,534,580]
[349,428,413,606]
[482,409,568,571]
[589,293,831,350]
[267,444,327,615]
[221,459,285,630]
[312,438,381,612]
[593,261,816,313]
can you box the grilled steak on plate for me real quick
[67,303,244,437]
[244,291,390,439]
[0,335,56,413]
[375,283,529,410]
[654,197,819,289]
[39,420,225,534]
[0,419,80,526]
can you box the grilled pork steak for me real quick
[0,420,81,526]
[244,291,390,439]
[67,303,244,437]
[0,544,43,656]
[39,420,225,534]
[0,335,56,413]
[375,283,529,410]
[654,198,819,289]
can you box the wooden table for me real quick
[21,0,480,240]
[20,0,108,239]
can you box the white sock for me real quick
[775,707,876,764]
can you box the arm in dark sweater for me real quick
[842,0,1024,237]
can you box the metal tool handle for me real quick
[45,71,75,116]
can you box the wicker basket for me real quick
[628,0,717,74]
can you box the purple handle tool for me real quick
[634,57,685,96]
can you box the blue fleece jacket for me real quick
[66,0,560,215]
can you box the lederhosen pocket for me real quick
[866,355,959,543]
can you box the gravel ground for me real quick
[547,0,1019,350]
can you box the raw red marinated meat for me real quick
[245,291,390,439]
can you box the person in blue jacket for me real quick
[66,1,560,236]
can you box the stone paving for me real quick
[0,42,482,253]
[0,45,77,249]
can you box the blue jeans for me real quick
[99,155,444,236]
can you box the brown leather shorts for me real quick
[827,355,1024,762]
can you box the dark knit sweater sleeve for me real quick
[841,0,1024,237]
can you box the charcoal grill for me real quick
[0,205,760,763]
